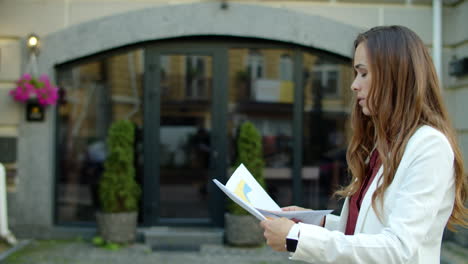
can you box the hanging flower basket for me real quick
[9,73,59,106]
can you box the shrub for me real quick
[99,120,141,213]
[228,121,265,215]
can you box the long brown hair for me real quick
[336,25,467,231]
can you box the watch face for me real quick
[286,238,298,252]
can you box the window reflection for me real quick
[56,50,144,223]
[302,53,352,211]
[247,49,264,84]
[312,61,341,98]
[54,42,354,224]
[228,48,294,206]
[160,55,212,102]
[159,54,212,219]
[280,54,293,81]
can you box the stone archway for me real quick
[40,2,362,74]
[17,2,363,233]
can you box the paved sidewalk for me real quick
[2,239,467,264]
[3,240,291,264]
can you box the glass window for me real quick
[280,54,293,81]
[54,40,353,224]
[161,55,212,102]
[56,49,144,223]
[228,48,295,206]
[185,56,209,99]
[158,54,213,219]
[247,50,264,79]
[312,62,341,98]
[302,52,352,211]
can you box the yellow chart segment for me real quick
[234,180,252,204]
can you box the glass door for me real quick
[144,46,226,226]
[226,48,297,207]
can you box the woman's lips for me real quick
[358,98,365,105]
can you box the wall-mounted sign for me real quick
[26,100,45,122]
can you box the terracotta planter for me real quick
[96,211,138,243]
[224,213,264,246]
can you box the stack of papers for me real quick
[213,164,332,225]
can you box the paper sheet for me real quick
[213,164,333,224]
[213,179,266,220]
[256,208,333,225]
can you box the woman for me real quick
[260,25,467,263]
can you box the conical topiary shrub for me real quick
[97,120,141,243]
[228,121,266,215]
[225,121,266,246]
[99,120,141,212]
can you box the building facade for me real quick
[0,0,466,244]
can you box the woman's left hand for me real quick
[260,217,296,252]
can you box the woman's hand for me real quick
[281,205,311,212]
[260,217,295,252]
[282,205,312,223]
[281,205,325,226]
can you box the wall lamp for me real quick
[26,34,40,55]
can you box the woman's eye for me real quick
[361,73,367,78]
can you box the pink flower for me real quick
[10,73,59,106]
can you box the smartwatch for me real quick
[285,224,300,252]
[286,237,298,252]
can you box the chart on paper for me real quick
[213,164,333,224]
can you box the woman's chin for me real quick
[362,108,371,116]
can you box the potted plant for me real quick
[9,73,59,106]
[225,121,266,246]
[96,120,141,243]
[9,73,59,121]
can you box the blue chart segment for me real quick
[234,180,252,204]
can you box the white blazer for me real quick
[290,125,456,264]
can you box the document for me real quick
[213,164,332,224]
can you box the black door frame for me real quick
[143,44,227,227]
[53,38,351,228]
[142,39,312,227]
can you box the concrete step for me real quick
[142,227,224,251]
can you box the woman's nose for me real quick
[351,79,359,91]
